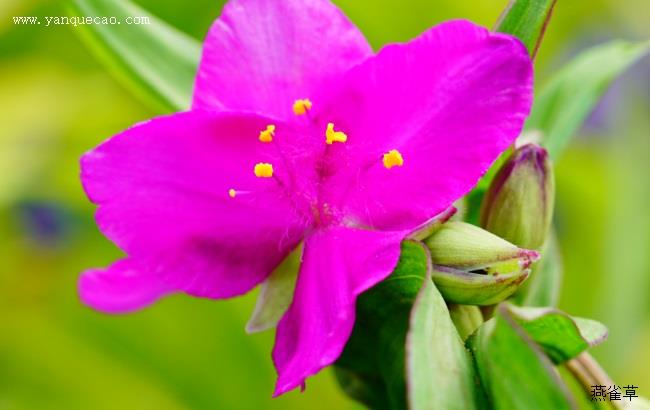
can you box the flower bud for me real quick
[424,222,537,271]
[480,143,555,250]
[424,222,539,305]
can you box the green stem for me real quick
[449,304,484,340]
[480,304,497,321]
[565,352,622,410]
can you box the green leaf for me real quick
[526,40,650,158]
[494,0,557,57]
[468,305,576,410]
[505,304,608,364]
[335,241,430,409]
[68,0,201,112]
[432,266,529,306]
[406,270,480,410]
[245,248,300,333]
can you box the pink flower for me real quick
[79,0,533,395]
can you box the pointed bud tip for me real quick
[518,249,541,269]
[514,143,549,163]
[511,144,551,179]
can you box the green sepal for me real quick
[245,247,300,333]
[432,266,529,306]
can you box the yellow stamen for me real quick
[292,99,313,115]
[259,124,275,143]
[228,188,237,198]
[254,162,274,178]
[383,149,404,169]
[325,122,348,145]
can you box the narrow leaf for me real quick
[406,271,479,410]
[506,304,608,364]
[68,0,201,112]
[494,0,557,57]
[526,40,650,158]
[468,305,576,410]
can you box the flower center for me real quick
[227,99,406,228]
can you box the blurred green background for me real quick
[0,0,648,408]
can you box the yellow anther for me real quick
[259,124,275,143]
[292,99,313,115]
[325,122,348,145]
[254,162,274,178]
[228,188,237,198]
[383,149,404,169]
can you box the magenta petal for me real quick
[81,111,308,301]
[272,227,406,395]
[318,20,534,231]
[192,0,372,119]
[79,259,172,313]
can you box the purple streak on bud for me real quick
[408,206,457,240]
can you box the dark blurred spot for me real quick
[16,200,73,247]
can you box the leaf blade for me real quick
[526,40,650,158]
[407,269,480,410]
[494,0,557,57]
[506,304,608,364]
[468,305,576,410]
[335,241,430,409]
[68,0,201,112]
